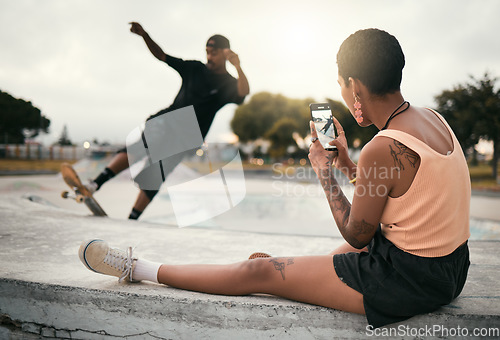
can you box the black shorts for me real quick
[116,130,195,196]
[333,227,470,328]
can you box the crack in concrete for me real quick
[1,313,173,339]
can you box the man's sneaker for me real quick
[79,239,139,282]
[84,180,98,195]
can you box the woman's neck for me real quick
[364,93,406,130]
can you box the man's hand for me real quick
[224,49,240,68]
[129,22,146,36]
[224,48,249,96]
[128,22,165,61]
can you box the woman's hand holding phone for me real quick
[308,118,357,180]
[308,121,336,174]
[328,117,348,166]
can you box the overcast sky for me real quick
[1,0,499,146]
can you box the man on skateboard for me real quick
[61,163,107,216]
[86,22,249,220]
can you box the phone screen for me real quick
[310,103,336,150]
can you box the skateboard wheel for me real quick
[76,195,84,203]
[61,191,69,199]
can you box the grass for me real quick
[469,162,500,192]
[469,163,497,178]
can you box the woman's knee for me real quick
[239,258,275,282]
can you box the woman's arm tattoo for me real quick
[389,140,418,171]
[347,219,378,249]
[317,157,378,248]
[318,166,351,230]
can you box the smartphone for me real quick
[309,103,337,151]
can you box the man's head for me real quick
[206,34,230,73]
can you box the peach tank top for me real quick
[377,110,471,257]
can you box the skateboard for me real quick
[60,163,107,217]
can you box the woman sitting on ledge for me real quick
[78,28,470,328]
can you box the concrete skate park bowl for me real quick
[0,158,499,339]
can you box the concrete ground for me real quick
[0,169,499,339]
[0,165,499,239]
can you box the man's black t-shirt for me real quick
[147,54,246,138]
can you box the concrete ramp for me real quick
[0,194,499,339]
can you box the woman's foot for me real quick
[79,239,139,282]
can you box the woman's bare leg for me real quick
[157,255,365,315]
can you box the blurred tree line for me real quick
[230,91,378,160]
[231,92,312,159]
[2,72,498,175]
[0,89,50,144]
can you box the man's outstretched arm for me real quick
[129,22,166,62]
[224,49,250,97]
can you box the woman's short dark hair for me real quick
[337,28,405,96]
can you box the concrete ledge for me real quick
[1,194,499,339]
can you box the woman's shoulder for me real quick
[360,132,420,171]
[362,132,399,154]
[386,107,454,155]
[359,136,397,166]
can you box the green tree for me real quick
[0,89,50,144]
[231,92,380,159]
[231,92,312,158]
[435,73,500,178]
[265,117,300,159]
[57,124,73,146]
[435,85,477,154]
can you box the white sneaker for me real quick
[79,239,139,282]
[84,180,98,194]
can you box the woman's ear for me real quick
[347,76,353,89]
[349,77,363,98]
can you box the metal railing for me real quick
[0,144,120,160]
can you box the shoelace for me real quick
[103,246,135,282]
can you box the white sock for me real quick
[133,259,162,283]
